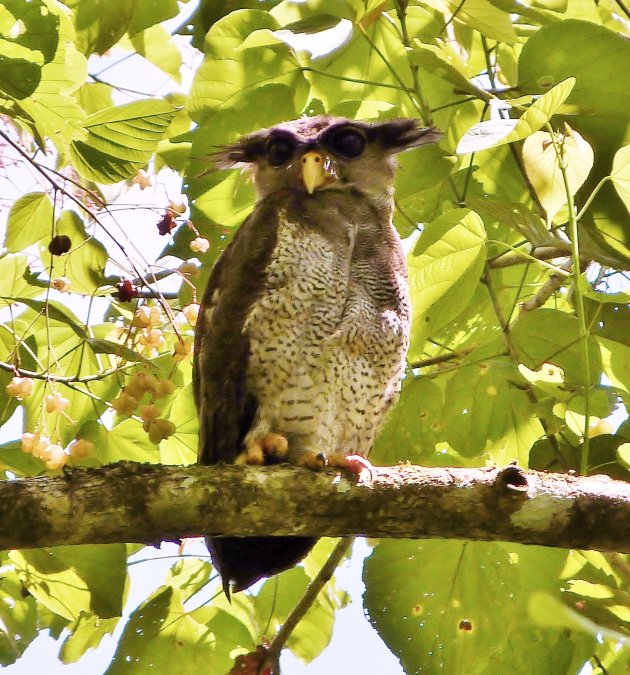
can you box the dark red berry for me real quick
[48,235,72,255]
[156,212,176,236]
[116,279,140,302]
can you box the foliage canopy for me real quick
[0,0,629,672]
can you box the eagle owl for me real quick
[193,116,440,594]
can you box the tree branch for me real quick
[2,462,629,553]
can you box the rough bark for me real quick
[1,462,629,552]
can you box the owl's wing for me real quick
[193,198,279,465]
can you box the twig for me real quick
[263,538,353,673]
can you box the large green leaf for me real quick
[188,9,308,121]
[518,19,630,263]
[70,100,178,183]
[0,567,38,666]
[364,541,521,674]
[60,613,119,664]
[39,209,107,294]
[106,586,221,674]
[442,347,543,464]
[4,192,53,252]
[13,0,86,151]
[10,544,127,621]
[372,377,445,465]
[64,0,139,55]
[407,208,486,359]
[511,308,602,386]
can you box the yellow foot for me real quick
[295,450,328,470]
[236,433,289,465]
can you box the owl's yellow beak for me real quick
[301,151,335,194]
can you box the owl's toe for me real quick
[329,453,376,484]
[261,432,289,460]
[236,433,289,465]
[295,450,328,470]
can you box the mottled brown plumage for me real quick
[193,116,441,595]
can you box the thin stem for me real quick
[575,176,610,222]
[394,0,432,124]
[546,124,591,475]
[263,538,353,671]
[356,23,423,116]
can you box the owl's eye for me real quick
[266,137,295,167]
[326,127,366,159]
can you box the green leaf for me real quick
[512,308,602,386]
[107,586,221,674]
[0,567,38,666]
[407,208,486,359]
[188,9,307,121]
[0,253,44,300]
[528,592,629,645]
[522,126,594,223]
[11,545,127,621]
[127,0,180,36]
[160,384,198,465]
[64,0,139,55]
[610,145,630,215]
[457,78,575,153]
[618,443,630,471]
[372,377,445,464]
[467,199,550,246]
[14,2,86,151]
[410,41,489,99]
[518,19,630,263]
[60,613,119,664]
[442,348,543,464]
[70,100,178,183]
[445,0,519,43]
[364,541,521,674]
[129,25,182,83]
[97,419,159,464]
[4,192,53,252]
[39,209,108,294]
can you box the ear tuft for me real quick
[371,119,442,153]
[211,136,267,169]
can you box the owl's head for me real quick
[215,116,441,201]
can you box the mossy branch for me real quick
[1,462,629,553]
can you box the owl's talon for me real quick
[329,453,376,484]
[261,432,289,460]
[296,450,328,470]
[238,433,289,465]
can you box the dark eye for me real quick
[327,128,366,159]
[266,137,295,167]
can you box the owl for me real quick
[193,116,441,595]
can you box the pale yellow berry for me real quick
[147,418,176,445]
[42,444,68,470]
[45,392,69,413]
[23,432,52,460]
[148,306,164,327]
[139,328,166,351]
[132,306,152,328]
[155,380,175,399]
[51,277,71,293]
[173,339,192,362]
[126,372,159,399]
[139,404,161,422]
[168,200,186,215]
[111,392,138,415]
[69,439,94,459]
[6,377,34,398]
[132,169,153,190]
[182,304,199,327]
[190,237,210,254]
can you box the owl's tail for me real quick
[207,536,316,599]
